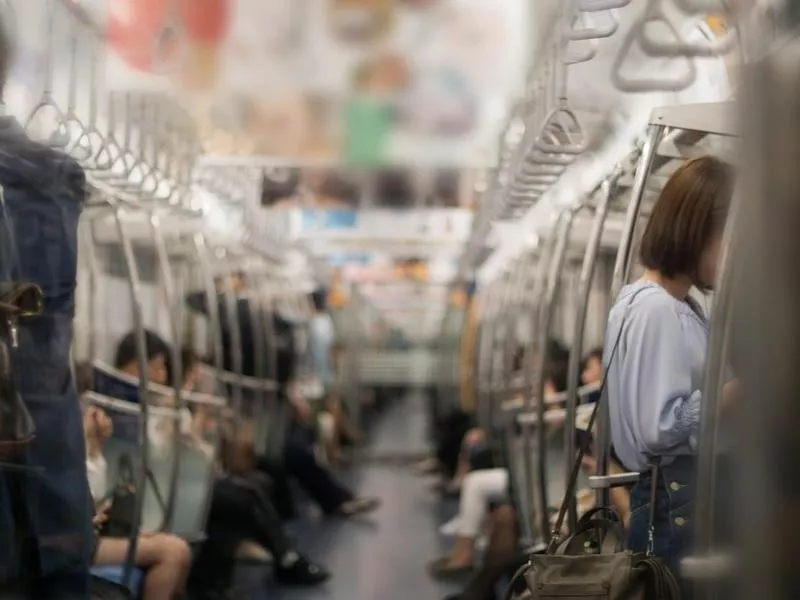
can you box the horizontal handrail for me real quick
[502,381,602,412]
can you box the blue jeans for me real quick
[627,456,695,598]
[0,118,92,597]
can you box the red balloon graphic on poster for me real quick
[107,0,230,73]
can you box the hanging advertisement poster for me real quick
[97,0,528,168]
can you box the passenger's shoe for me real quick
[439,516,461,536]
[414,456,439,475]
[274,553,330,586]
[338,496,382,517]
[427,557,474,580]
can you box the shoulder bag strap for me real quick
[547,286,647,554]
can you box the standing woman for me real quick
[604,155,738,594]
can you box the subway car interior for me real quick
[0,0,797,599]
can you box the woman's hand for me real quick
[92,506,108,535]
[722,379,740,414]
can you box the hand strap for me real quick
[547,287,646,553]
[647,458,661,557]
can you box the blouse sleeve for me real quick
[623,302,702,455]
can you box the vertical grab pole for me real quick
[595,124,664,508]
[475,290,496,433]
[263,281,287,460]
[563,176,615,533]
[248,273,268,456]
[80,219,102,364]
[149,211,182,531]
[193,234,225,391]
[221,267,244,426]
[687,190,741,599]
[114,206,150,589]
[533,211,576,544]
[519,228,559,544]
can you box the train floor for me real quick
[236,392,463,600]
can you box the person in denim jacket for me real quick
[0,25,92,597]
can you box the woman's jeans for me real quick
[627,456,695,597]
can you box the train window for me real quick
[261,168,301,206]
[433,169,460,207]
[374,169,414,206]
[316,171,361,206]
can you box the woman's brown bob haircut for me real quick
[639,155,734,285]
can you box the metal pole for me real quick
[114,207,150,589]
[533,211,575,544]
[563,175,615,532]
[148,212,183,531]
[519,227,559,544]
[80,221,101,364]
[193,235,225,384]
[595,124,664,508]
[221,270,244,425]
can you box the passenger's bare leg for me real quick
[94,534,192,600]
[327,397,363,445]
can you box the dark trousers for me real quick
[435,410,477,479]
[257,437,354,518]
[190,474,294,593]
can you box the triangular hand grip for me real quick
[91,137,123,173]
[578,0,632,10]
[638,0,737,58]
[566,9,619,41]
[535,108,589,155]
[66,119,95,163]
[24,102,71,149]
[611,6,696,92]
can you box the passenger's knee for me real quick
[156,534,191,568]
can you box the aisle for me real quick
[267,393,462,600]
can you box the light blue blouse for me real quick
[603,281,709,472]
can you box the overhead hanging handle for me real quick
[636,0,737,58]
[610,6,697,92]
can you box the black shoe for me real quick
[274,554,330,586]
[337,496,382,517]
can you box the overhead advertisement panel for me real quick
[300,209,359,231]
[93,0,528,168]
[295,208,472,240]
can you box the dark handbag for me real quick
[100,453,166,537]
[100,454,138,538]
[0,282,42,459]
[504,288,681,600]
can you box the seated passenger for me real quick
[189,421,330,598]
[427,341,571,579]
[255,383,381,519]
[114,330,187,457]
[316,342,363,467]
[441,350,630,599]
[84,404,191,600]
[114,329,170,387]
[434,341,568,496]
[581,347,604,404]
[175,348,217,459]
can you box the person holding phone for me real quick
[83,404,192,600]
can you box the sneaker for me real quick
[274,554,330,586]
[338,496,382,517]
[439,516,461,536]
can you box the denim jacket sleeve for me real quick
[623,301,703,455]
